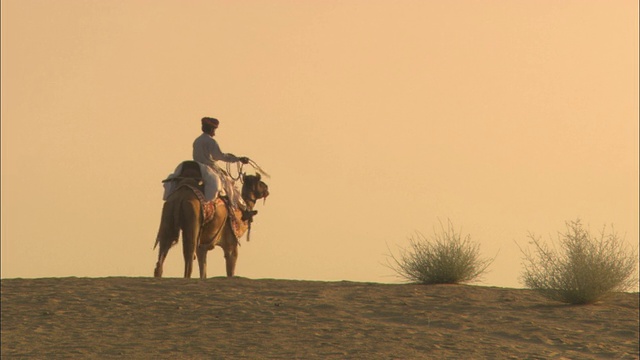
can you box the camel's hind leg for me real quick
[182,227,199,278]
[181,202,201,279]
[154,201,180,278]
[196,246,208,279]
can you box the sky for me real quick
[2,0,638,289]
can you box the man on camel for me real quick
[193,117,250,213]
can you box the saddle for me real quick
[178,161,202,179]
[162,161,203,183]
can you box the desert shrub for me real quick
[387,220,494,284]
[519,219,638,305]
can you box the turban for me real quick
[201,117,219,127]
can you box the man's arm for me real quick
[207,138,240,163]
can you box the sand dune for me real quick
[1,277,638,359]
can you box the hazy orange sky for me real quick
[2,0,638,288]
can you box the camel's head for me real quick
[241,173,269,206]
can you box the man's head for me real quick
[201,117,219,135]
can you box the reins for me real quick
[226,162,244,182]
[226,158,271,183]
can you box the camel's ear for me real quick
[256,173,261,181]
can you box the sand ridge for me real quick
[1,277,638,359]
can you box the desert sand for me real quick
[1,277,638,359]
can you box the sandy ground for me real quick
[1,277,638,359]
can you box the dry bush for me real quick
[519,219,638,304]
[387,220,494,284]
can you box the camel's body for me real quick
[154,167,268,279]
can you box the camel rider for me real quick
[193,117,250,212]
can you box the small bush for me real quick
[519,219,638,304]
[387,220,494,284]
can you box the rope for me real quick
[248,159,271,179]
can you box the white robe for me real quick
[191,132,246,209]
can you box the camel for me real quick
[153,161,269,279]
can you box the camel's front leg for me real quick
[224,243,238,277]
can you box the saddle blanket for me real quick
[179,183,216,223]
[181,183,246,240]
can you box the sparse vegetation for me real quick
[519,219,638,305]
[388,220,494,284]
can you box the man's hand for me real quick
[239,157,250,164]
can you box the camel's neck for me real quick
[241,187,257,210]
